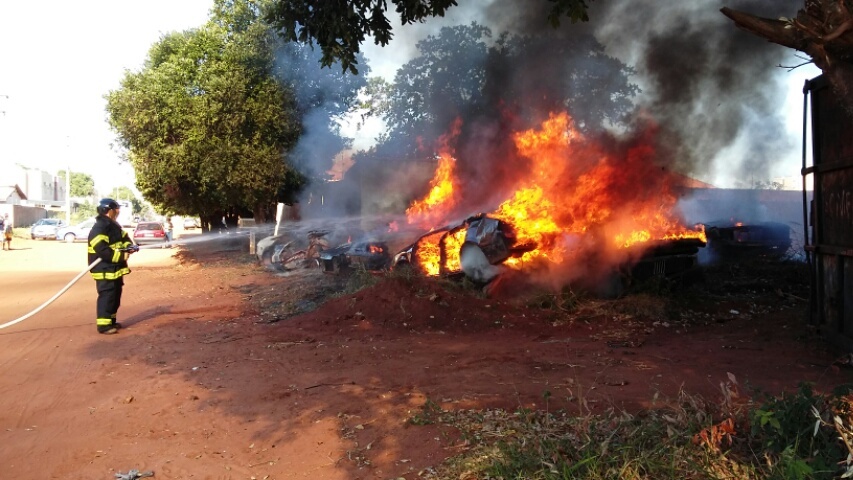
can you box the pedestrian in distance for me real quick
[165,217,174,248]
[88,198,138,335]
[2,214,12,251]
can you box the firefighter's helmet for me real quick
[96,198,120,215]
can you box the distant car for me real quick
[30,218,66,240]
[703,220,792,257]
[183,218,199,230]
[133,221,168,247]
[319,240,392,273]
[56,218,95,243]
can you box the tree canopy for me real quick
[106,0,367,224]
[366,23,637,160]
[57,171,96,198]
[722,0,853,113]
[264,0,594,74]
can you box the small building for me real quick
[0,185,26,205]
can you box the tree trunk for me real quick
[721,1,853,114]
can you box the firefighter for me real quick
[88,198,137,334]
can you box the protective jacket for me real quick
[88,214,133,280]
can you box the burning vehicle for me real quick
[390,212,704,289]
[703,220,791,257]
[379,113,710,292]
[261,112,709,295]
[392,215,534,282]
[392,223,465,277]
[318,240,392,272]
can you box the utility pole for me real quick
[0,95,8,167]
[66,165,71,224]
[65,136,71,225]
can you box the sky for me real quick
[0,0,214,195]
[0,0,822,197]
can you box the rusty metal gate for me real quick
[804,75,853,351]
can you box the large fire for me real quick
[405,152,458,227]
[405,111,705,276]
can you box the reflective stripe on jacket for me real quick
[87,215,133,280]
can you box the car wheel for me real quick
[64,233,76,243]
[31,234,35,240]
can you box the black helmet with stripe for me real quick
[96,198,120,215]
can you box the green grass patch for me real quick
[411,383,853,479]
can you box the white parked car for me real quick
[30,218,66,240]
[56,218,95,243]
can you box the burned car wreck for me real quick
[702,220,791,257]
[258,224,392,273]
[391,214,533,281]
[258,212,706,297]
[392,213,703,289]
[318,241,392,272]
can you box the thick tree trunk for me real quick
[721,1,853,113]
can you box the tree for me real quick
[72,201,97,224]
[110,186,143,215]
[56,171,96,198]
[721,1,853,113]
[106,0,304,227]
[264,0,593,74]
[364,23,636,158]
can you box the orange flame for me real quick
[406,111,706,275]
[406,118,463,228]
[411,228,468,276]
[406,152,458,227]
[443,229,468,273]
[413,230,446,276]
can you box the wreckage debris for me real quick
[703,220,791,257]
[319,241,391,273]
[258,212,707,297]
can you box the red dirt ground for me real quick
[1,235,851,479]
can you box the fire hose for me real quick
[0,244,142,330]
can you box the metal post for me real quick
[65,165,71,225]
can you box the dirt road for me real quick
[0,236,178,325]
[0,232,851,479]
[0,234,279,479]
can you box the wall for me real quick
[0,205,49,227]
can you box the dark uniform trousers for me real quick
[96,277,124,326]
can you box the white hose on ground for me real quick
[0,232,247,330]
[0,258,103,330]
